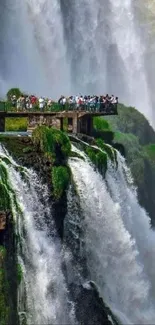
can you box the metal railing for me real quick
[0,101,117,114]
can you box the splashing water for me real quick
[106,152,155,298]
[69,147,155,324]
[0,145,76,325]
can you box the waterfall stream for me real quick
[0,0,155,122]
[68,148,155,324]
[0,145,76,325]
[1,140,155,323]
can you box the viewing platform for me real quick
[0,102,117,135]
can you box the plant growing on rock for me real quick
[52,166,70,200]
[32,126,71,163]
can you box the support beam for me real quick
[87,116,93,135]
[72,114,78,134]
[78,115,93,135]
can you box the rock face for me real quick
[0,211,18,325]
[69,282,119,325]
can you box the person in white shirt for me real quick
[39,97,45,111]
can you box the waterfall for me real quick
[0,0,154,122]
[106,153,155,297]
[0,145,76,325]
[69,148,155,324]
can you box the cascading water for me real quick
[106,153,155,297]
[69,147,155,324]
[0,0,155,122]
[0,145,76,325]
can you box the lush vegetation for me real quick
[86,147,107,173]
[93,117,111,131]
[104,103,155,226]
[0,165,11,211]
[105,103,155,145]
[6,88,22,100]
[32,126,71,199]
[95,138,116,163]
[5,118,27,132]
[52,166,70,200]
[32,126,71,162]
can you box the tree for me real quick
[6,88,22,100]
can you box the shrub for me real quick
[32,126,71,161]
[93,117,111,131]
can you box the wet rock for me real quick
[69,281,119,325]
[0,211,7,230]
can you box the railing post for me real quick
[0,116,5,132]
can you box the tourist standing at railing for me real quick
[39,97,45,111]
[11,95,17,108]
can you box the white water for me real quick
[106,153,155,297]
[0,146,76,325]
[0,0,155,122]
[69,148,155,324]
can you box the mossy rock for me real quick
[70,151,85,160]
[22,146,33,154]
[85,147,108,174]
[32,126,71,163]
[52,166,71,200]
[0,247,6,262]
[17,264,23,285]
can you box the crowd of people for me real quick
[8,93,118,113]
[58,94,118,113]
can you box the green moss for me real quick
[22,146,33,154]
[5,118,28,132]
[17,264,23,285]
[0,247,6,260]
[86,147,97,165]
[52,166,70,199]
[96,151,107,171]
[70,151,85,160]
[32,126,71,162]
[0,161,22,215]
[86,147,108,173]
[0,164,11,210]
[96,138,116,163]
